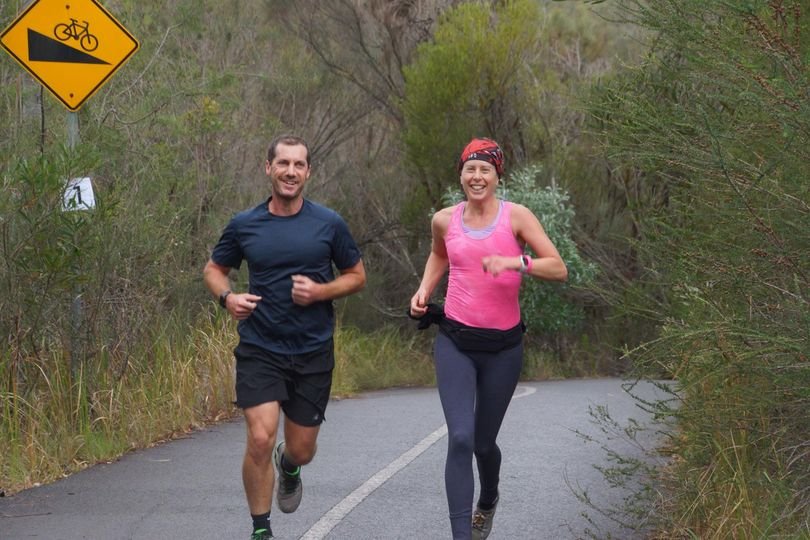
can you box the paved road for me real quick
[0,379,666,539]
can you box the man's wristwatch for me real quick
[218,290,232,308]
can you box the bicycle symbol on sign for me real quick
[53,18,99,52]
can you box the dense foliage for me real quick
[590,0,810,536]
[401,0,626,206]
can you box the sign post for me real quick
[66,113,85,377]
[2,0,138,376]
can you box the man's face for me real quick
[265,143,310,202]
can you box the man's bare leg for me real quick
[243,401,281,514]
[281,418,320,467]
[272,415,321,514]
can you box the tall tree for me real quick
[399,0,626,206]
[282,0,462,124]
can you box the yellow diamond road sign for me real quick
[1,0,139,111]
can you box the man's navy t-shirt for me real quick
[211,198,361,355]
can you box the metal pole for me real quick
[67,110,79,149]
[67,111,83,379]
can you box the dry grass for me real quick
[2,315,612,496]
[0,312,238,494]
[0,316,439,494]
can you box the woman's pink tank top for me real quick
[444,200,523,330]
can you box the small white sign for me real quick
[63,177,95,211]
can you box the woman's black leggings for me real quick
[434,332,523,540]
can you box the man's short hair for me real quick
[267,134,311,166]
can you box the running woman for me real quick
[409,138,567,539]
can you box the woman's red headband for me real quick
[458,138,504,177]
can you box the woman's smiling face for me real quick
[459,159,499,200]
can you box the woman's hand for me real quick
[410,289,429,318]
[481,255,520,277]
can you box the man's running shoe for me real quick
[471,495,499,540]
[273,440,303,513]
[250,527,273,539]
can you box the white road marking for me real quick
[299,424,447,539]
[299,385,535,539]
[512,384,536,399]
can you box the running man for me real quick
[203,134,366,540]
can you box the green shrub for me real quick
[589,0,810,535]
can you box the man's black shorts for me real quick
[233,340,334,427]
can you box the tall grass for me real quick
[0,316,439,494]
[333,324,435,396]
[2,307,607,495]
[0,311,238,493]
[651,324,810,538]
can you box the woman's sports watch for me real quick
[519,255,532,274]
[219,290,232,308]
